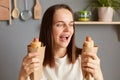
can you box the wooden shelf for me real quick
[74,21,120,25]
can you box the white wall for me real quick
[0,0,120,80]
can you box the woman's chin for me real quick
[58,43,69,48]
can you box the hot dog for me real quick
[82,36,95,80]
[28,38,45,80]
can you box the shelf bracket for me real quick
[118,27,120,41]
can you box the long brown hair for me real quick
[39,4,82,68]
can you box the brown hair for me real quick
[39,4,82,68]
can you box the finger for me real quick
[27,57,41,65]
[82,57,99,65]
[22,53,40,66]
[82,57,100,70]
[27,63,41,74]
[27,52,40,58]
[82,67,95,77]
[24,62,41,76]
[82,52,99,61]
[82,61,97,70]
[22,63,30,76]
[29,62,41,70]
[82,57,92,63]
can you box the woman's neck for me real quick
[53,47,67,58]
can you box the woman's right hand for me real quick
[19,52,42,80]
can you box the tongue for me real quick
[60,37,67,41]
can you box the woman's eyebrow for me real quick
[55,21,64,23]
[57,21,74,23]
[53,21,74,24]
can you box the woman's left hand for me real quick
[81,48,103,80]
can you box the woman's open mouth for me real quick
[59,35,70,42]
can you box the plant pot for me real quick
[98,7,113,21]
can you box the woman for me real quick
[19,4,103,80]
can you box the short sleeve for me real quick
[27,74,47,80]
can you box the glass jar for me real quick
[78,10,91,21]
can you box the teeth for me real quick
[60,36,69,38]
[60,35,69,40]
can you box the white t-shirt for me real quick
[28,55,83,80]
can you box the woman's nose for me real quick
[64,25,70,32]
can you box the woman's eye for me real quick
[56,23,64,27]
[69,23,74,27]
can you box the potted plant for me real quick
[87,0,120,21]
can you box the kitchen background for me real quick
[0,0,120,80]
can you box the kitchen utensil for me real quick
[11,0,20,19]
[9,0,12,24]
[20,0,32,21]
[0,0,11,24]
[34,0,42,19]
